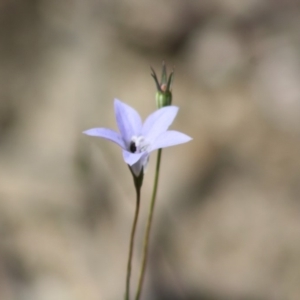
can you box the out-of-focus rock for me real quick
[185,24,246,88]
[251,31,300,133]
[100,0,199,52]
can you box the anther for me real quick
[130,141,137,153]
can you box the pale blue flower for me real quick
[83,99,192,176]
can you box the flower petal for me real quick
[129,153,149,176]
[142,106,178,143]
[83,128,125,148]
[149,130,192,151]
[130,163,143,177]
[114,99,142,146]
[122,150,145,166]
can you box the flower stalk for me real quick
[125,168,144,300]
[135,148,162,300]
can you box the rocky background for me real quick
[1,0,300,299]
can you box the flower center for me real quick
[129,136,149,153]
[130,142,137,153]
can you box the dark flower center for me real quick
[130,141,137,153]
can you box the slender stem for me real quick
[135,149,162,300]
[125,169,143,300]
[125,188,140,300]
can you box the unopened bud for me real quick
[151,61,174,108]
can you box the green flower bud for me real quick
[151,61,174,108]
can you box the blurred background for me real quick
[1,0,300,299]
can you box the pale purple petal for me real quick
[149,130,192,152]
[83,128,126,148]
[122,150,145,166]
[114,99,142,146]
[142,106,178,143]
[130,163,142,177]
[130,153,149,176]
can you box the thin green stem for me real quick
[125,169,143,300]
[125,188,140,300]
[135,149,162,300]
